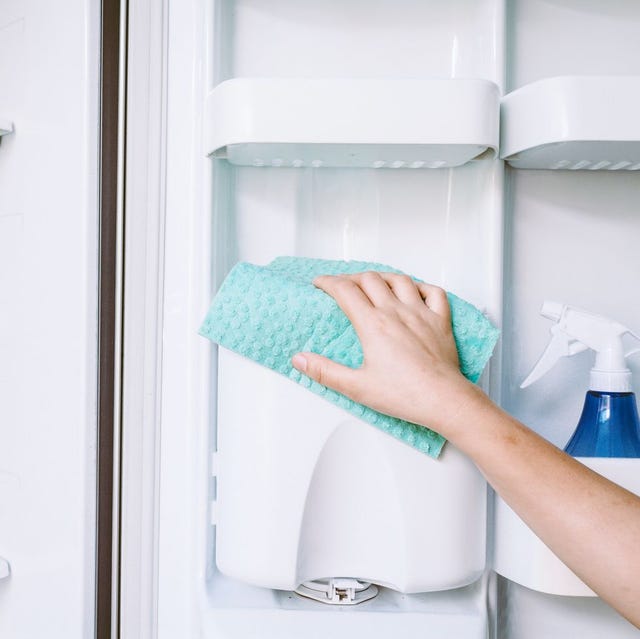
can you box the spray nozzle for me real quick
[521,301,640,393]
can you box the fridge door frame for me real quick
[116,0,171,637]
[119,0,640,637]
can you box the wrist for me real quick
[427,376,495,444]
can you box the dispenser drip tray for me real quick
[295,578,379,605]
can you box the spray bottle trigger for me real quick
[521,329,568,389]
[520,326,588,389]
[623,330,640,360]
[568,341,589,356]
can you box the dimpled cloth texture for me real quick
[199,257,500,458]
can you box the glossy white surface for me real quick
[494,458,640,597]
[0,0,99,637]
[502,170,640,450]
[198,578,489,639]
[0,118,12,136]
[221,0,504,85]
[506,0,640,90]
[498,580,640,639]
[499,2,640,635]
[501,76,640,170]
[499,168,640,634]
[117,0,167,635]
[154,0,640,637]
[205,78,499,168]
[157,0,505,636]
[216,348,486,593]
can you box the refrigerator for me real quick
[1,0,640,637]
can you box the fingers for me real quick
[416,282,451,322]
[350,271,396,307]
[315,272,451,322]
[292,352,360,398]
[377,273,424,306]
[313,275,374,334]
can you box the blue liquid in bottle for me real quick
[564,391,640,457]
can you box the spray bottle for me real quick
[521,301,640,457]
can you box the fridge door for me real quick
[147,0,504,637]
[0,1,101,637]
[118,0,640,637]
[498,1,640,636]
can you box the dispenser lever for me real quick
[295,578,378,605]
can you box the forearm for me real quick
[440,386,640,628]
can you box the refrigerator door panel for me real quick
[156,0,505,637]
[148,0,640,637]
[507,0,640,86]
[498,0,640,636]
[0,0,100,637]
[499,582,640,639]
[495,458,640,597]
[219,0,503,81]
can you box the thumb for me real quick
[291,352,359,397]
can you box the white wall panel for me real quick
[0,1,99,637]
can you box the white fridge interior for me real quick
[153,0,640,637]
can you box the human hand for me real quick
[291,272,482,435]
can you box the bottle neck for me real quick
[590,368,633,393]
[585,390,634,398]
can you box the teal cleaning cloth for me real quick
[199,257,499,458]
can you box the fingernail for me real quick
[292,354,307,372]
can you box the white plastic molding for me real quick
[204,78,499,168]
[501,76,640,170]
[493,457,640,596]
[0,119,14,137]
[215,349,486,594]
